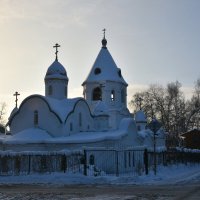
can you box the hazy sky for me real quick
[0,0,200,118]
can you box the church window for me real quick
[34,110,38,126]
[92,87,102,101]
[79,113,82,127]
[48,85,52,95]
[65,86,67,97]
[118,69,122,77]
[111,90,115,101]
[137,125,141,131]
[70,123,73,131]
[94,68,101,75]
[121,89,125,103]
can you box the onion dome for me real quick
[45,60,68,81]
[135,110,147,123]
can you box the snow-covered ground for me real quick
[0,164,199,185]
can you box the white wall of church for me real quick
[65,100,94,135]
[10,97,62,137]
[45,79,68,100]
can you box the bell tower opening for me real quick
[92,87,102,101]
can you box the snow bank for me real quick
[0,164,199,185]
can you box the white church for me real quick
[1,33,166,152]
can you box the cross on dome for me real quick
[53,43,61,61]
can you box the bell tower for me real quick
[82,31,130,129]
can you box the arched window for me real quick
[65,86,67,97]
[34,110,38,126]
[111,90,115,101]
[70,122,73,131]
[92,87,102,101]
[48,85,52,95]
[79,113,82,127]
[121,89,125,103]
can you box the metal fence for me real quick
[0,149,199,176]
[83,149,145,176]
[0,151,83,176]
[83,148,200,176]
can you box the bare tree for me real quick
[0,102,7,125]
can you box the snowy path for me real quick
[0,165,199,199]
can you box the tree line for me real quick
[129,78,200,139]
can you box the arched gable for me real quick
[64,98,93,123]
[8,94,62,126]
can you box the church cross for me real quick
[13,91,20,108]
[53,43,61,61]
[102,28,106,39]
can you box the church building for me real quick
[1,32,166,152]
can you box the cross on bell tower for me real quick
[13,91,20,108]
[102,28,106,39]
[53,43,61,61]
[102,28,107,48]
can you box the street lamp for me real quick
[148,118,161,175]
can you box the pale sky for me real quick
[0,0,200,119]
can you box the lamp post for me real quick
[149,118,161,175]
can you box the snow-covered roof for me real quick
[45,96,83,122]
[135,110,147,123]
[82,46,127,86]
[3,128,52,144]
[8,95,86,124]
[45,60,68,80]
[4,118,133,145]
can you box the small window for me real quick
[70,123,73,131]
[65,86,67,97]
[111,90,115,101]
[94,68,101,75]
[34,110,38,126]
[92,87,102,101]
[79,113,82,127]
[121,89,125,103]
[137,125,141,131]
[118,69,122,77]
[48,85,52,95]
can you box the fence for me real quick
[83,148,200,176]
[0,151,83,176]
[83,149,145,176]
[0,149,199,176]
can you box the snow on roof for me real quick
[45,96,82,122]
[8,95,84,124]
[82,47,127,86]
[135,110,147,122]
[45,60,68,80]
[3,128,52,144]
[8,107,18,120]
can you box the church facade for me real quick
[1,34,166,152]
